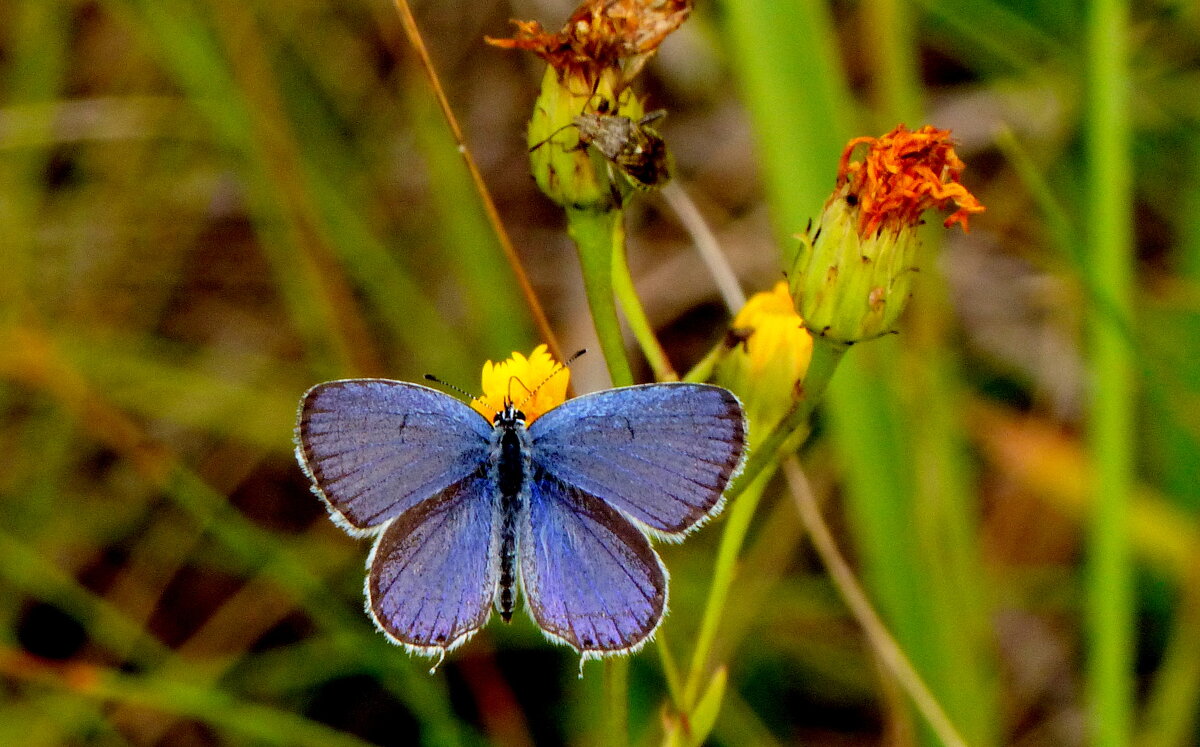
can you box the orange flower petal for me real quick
[837,124,985,237]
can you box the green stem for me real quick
[568,205,635,738]
[679,336,847,707]
[682,343,722,384]
[656,627,684,707]
[611,229,677,381]
[602,658,629,747]
[567,207,635,387]
[1140,561,1200,746]
[1084,0,1135,744]
[722,337,847,508]
[682,468,775,706]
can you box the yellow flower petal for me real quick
[472,345,570,423]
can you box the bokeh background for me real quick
[2,0,1198,744]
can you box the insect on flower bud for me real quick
[525,67,647,210]
[487,0,691,211]
[788,124,985,344]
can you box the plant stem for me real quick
[390,0,564,364]
[680,336,846,708]
[1084,0,1135,744]
[611,225,677,381]
[720,336,846,508]
[660,182,746,312]
[655,627,684,706]
[567,207,635,387]
[783,460,968,747]
[682,468,775,706]
[602,657,629,747]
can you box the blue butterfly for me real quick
[294,380,746,665]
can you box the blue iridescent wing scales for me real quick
[527,383,746,536]
[520,469,665,656]
[295,380,492,532]
[367,471,499,654]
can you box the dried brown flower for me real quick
[487,0,691,88]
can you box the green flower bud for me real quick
[788,124,985,344]
[788,190,919,344]
[527,68,648,210]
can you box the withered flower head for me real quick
[788,124,985,344]
[487,0,691,89]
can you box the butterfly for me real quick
[294,379,746,667]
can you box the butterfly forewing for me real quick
[296,380,492,532]
[528,383,747,536]
[520,469,665,656]
[368,471,499,652]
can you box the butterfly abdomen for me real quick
[492,410,530,623]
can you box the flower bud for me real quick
[715,282,813,444]
[526,67,646,210]
[788,124,984,344]
[487,0,690,210]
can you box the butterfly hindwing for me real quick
[520,468,665,656]
[527,383,747,537]
[367,471,499,654]
[296,380,492,533]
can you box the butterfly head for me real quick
[492,400,527,428]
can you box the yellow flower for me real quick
[715,282,813,442]
[788,124,985,344]
[472,345,569,424]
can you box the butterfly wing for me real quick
[520,469,665,656]
[528,383,746,537]
[368,471,499,654]
[296,380,492,533]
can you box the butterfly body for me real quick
[296,381,746,662]
[490,404,530,623]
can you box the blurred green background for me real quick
[2,0,1198,744]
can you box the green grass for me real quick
[1,0,1198,744]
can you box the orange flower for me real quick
[788,124,985,343]
[472,345,569,424]
[837,124,985,237]
[487,0,691,88]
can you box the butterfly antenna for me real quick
[515,349,587,411]
[506,376,534,408]
[423,374,486,408]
